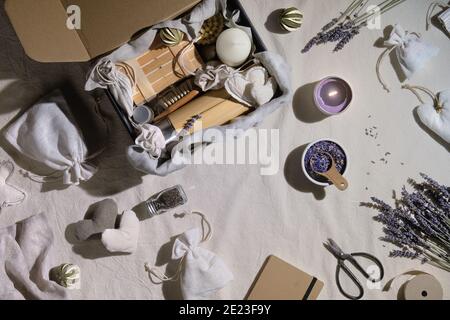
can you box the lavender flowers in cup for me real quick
[302,139,348,186]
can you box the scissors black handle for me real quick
[336,252,384,300]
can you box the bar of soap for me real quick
[216,28,252,67]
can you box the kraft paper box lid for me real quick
[5,0,200,62]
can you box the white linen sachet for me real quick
[403,85,450,144]
[101,210,140,254]
[134,124,166,159]
[91,60,135,118]
[225,66,278,107]
[438,8,450,35]
[145,212,233,300]
[195,63,235,92]
[4,94,97,185]
[377,24,440,92]
[173,228,234,300]
[426,2,450,36]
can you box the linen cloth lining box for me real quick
[107,0,274,139]
[101,0,293,178]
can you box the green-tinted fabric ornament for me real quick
[160,28,185,47]
[280,7,303,32]
[53,263,81,289]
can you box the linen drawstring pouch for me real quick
[0,160,26,210]
[427,1,450,36]
[376,24,440,92]
[94,60,135,119]
[4,94,98,185]
[402,84,450,144]
[145,212,234,300]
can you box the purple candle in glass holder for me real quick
[314,77,353,115]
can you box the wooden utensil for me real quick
[310,152,348,191]
[153,90,200,123]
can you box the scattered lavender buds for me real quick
[365,126,378,139]
[366,174,450,272]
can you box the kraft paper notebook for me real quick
[246,255,324,300]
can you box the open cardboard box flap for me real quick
[5,0,200,62]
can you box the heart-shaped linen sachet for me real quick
[74,199,140,254]
[225,66,278,107]
[74,199,118,241]
[416,89,450,144]
[101,210,140,254]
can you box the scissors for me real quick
[324,239,384,300]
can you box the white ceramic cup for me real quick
[301,138,349,187]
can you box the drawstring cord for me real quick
[177,37,202,76]
[20,170,62,184]
[376,46,397,93]
[1,161,27,208]
[144,211,212,283]
[20,147,103,184]
[402,84,443,113]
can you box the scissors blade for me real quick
[324,239,345,260]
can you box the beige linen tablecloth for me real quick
[0,0,449,300]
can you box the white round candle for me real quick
[216,28,252,67]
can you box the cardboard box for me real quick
[5,0,268,141]
[5,0,200,62]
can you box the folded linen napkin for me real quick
[0,213,68,300]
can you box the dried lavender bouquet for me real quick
[366,174,450,272]
[302,0,407,53]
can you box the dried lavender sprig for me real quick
[334,26,361,52]
[353,0,406,26]
[369,175,450,272]
[424,251,450,271]
[409,185,449,220]
[420,173,450,213]
[401,187,450,239]
[402,195,450,239]
[303,0,408,53]
[389,249,419,259]
[322,18,338,31]
[336,0,366,24]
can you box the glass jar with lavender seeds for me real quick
[145,185,188,217]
